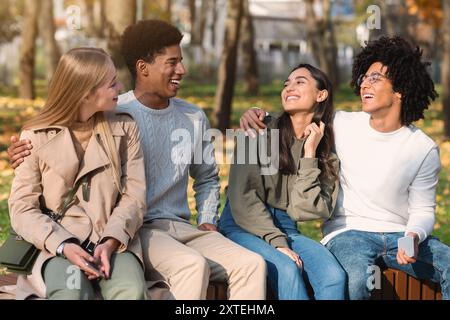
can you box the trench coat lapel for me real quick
[74,120,125,184]
[35,127,79,187]
[34,119,126,187]
[74,133,110,185]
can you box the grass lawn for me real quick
[0,81,449,253]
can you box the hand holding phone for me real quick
[62,243,106,279]
[398,236,415,257]
[84,260,105,279]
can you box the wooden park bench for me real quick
[0,273,17,289]
[1,268,442,300]
[207,267,442,300]
[371,268,442,300]
[0,273,230,300]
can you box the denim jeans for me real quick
[219,200,346,300]
[325,230,450,300]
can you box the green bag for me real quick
[0,231,40,275]
[0,175,88,275]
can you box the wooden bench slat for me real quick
[1,269,443,300]
[408,276,422,300]
[0,273,17,287]
[394,269,408,300]
[421,281,437,300]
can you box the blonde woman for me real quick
[8,48,147,300]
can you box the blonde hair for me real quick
[24,47,123,193]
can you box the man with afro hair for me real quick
[238,36,450,300]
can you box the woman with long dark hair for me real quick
[219,64,346,300]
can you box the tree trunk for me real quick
[189,0,197,44]
[380,1,395,36]
[213,0,244,132]
[323,0,339,88]
[210,0,218,48]
[304,0,339,89]
[0,0,21,44]
[83,0,96,36]
[442,0,450,140]
[241,0,259,95]
[39,0,60,84]
[19,0,40,99]
[199,0,209,47]
[104,0,136,91]
[99,0,106,38]
[190,0,209,47]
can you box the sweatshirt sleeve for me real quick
[189,111,221,226]
[287,154,340,221]
[405,146,440,243]
[227,134,288,248]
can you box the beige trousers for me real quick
[139,219,266,300]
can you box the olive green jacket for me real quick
[226,115,339,248]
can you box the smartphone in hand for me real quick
[84,260,106,279]
[398,236,415,257]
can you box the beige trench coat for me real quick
[8,111,146,299]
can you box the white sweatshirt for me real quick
[321,111,441,244]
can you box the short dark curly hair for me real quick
[350,36,438,125]
[121,19,183,81]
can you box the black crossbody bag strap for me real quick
[47,175,90,222]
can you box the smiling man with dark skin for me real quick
[7,19,266,300]
[239,37,450,300]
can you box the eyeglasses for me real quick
[357,72,389,86]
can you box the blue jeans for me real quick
[219,200,346,300]
[325,230,450,300]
